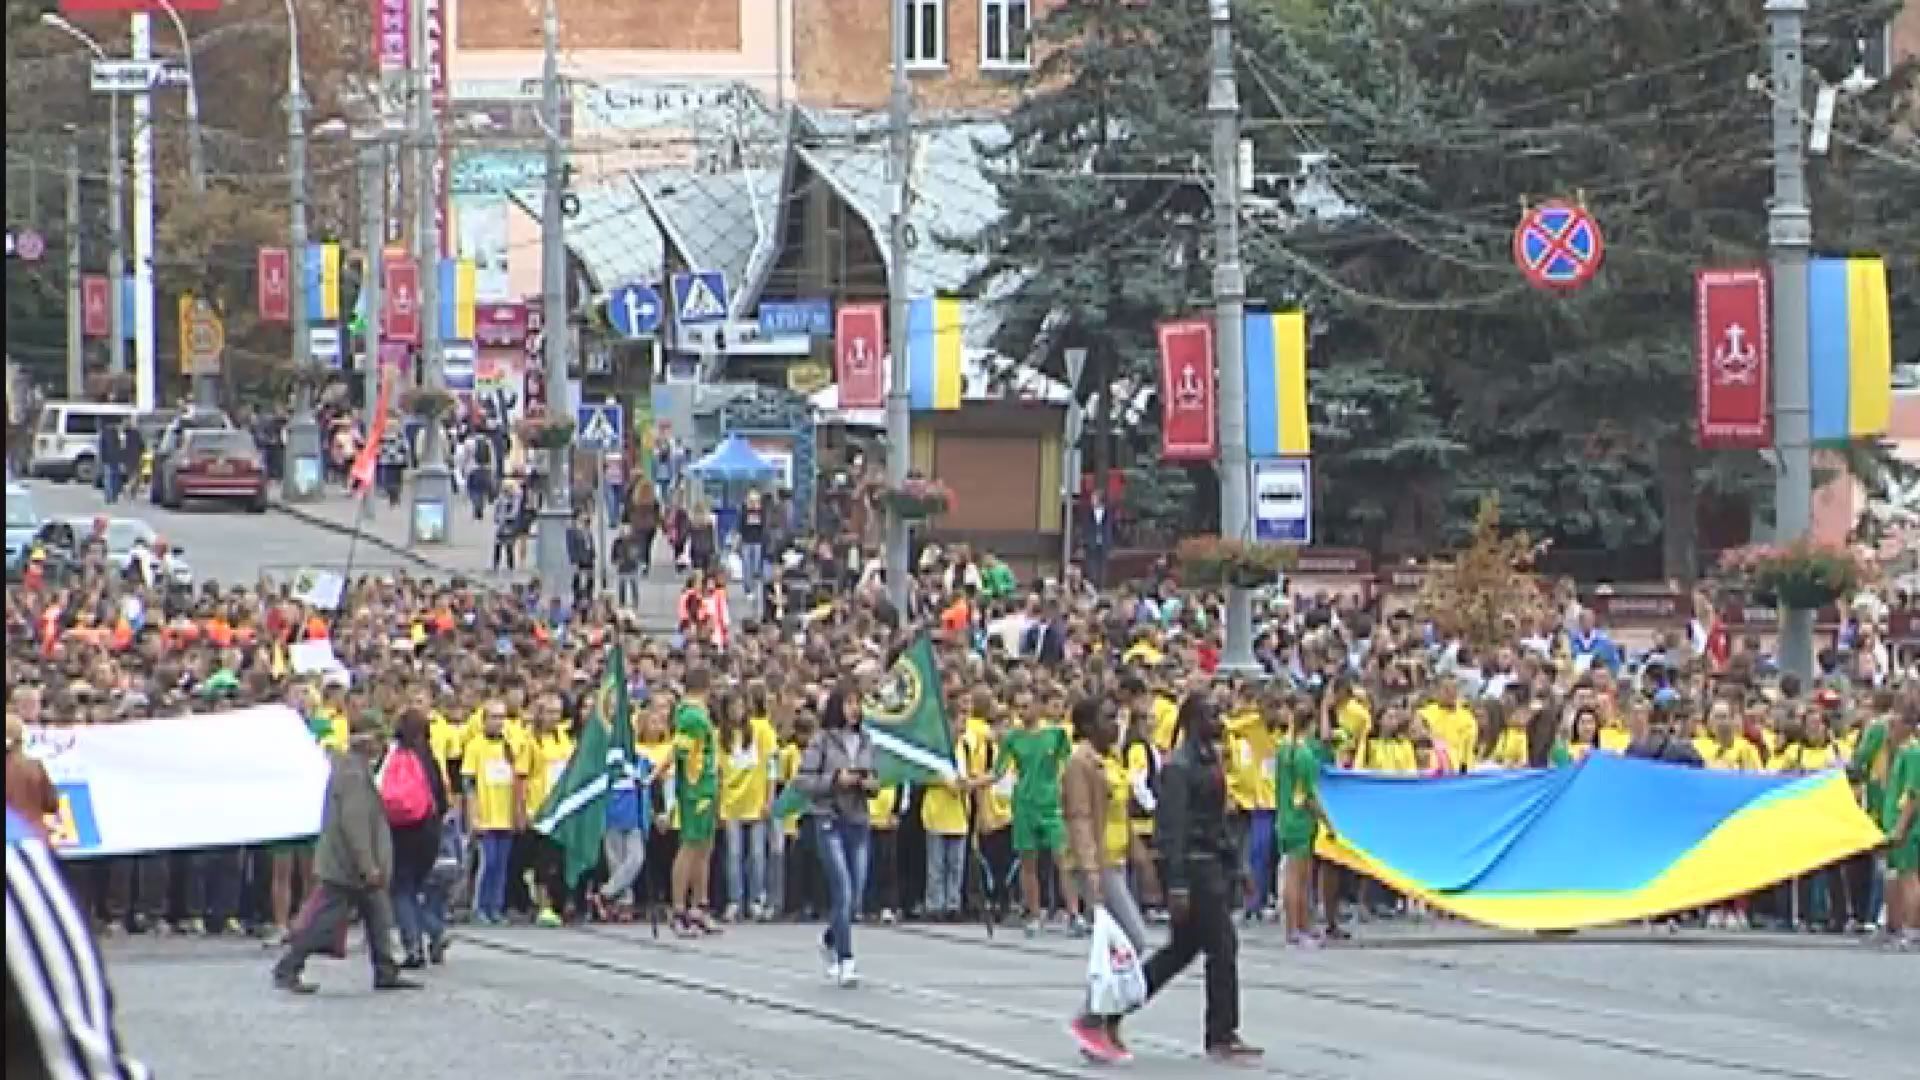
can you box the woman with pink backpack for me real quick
[381,707,451,968]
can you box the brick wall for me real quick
[457,0,742,52]
[796,0,1060,110]
[1895,1,1919,66]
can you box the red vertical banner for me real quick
[1695,267,1771,449]
[372,0,409,74]
[384,254,421,344]
[1157,318,1218,462]
[835,303,885,409]
[82,275,110,337]
[256,247,291,322]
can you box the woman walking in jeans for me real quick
[793,687,877,987]
[387,708,450,966]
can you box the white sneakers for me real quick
[820,942,860,987]
[837,958,860,987]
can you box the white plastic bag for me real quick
[1086,906,1148,1016]
[727,550,746,583]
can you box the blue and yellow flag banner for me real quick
[1314,753,1882,931]
[304,243,341,322]
[438,258,477,341]
[1808,256,1892,441]
[1244,310,1310,456]
[907,296,964,411]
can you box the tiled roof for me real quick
[633,169,778,313]
[507,182,664,293]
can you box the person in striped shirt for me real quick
[5,806,149,1080]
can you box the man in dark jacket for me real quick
[1132,693,1261,1061]
[272,714,417,994]
[1627,693,1704,767]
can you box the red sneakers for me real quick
[1069,1015,1128,1064]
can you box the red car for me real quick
[165,429,268,512]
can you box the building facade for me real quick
[794,0,1055,109]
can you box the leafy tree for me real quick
[1240,0,1918,576]
[958,0,1223,492]
[1415,495,1550,655]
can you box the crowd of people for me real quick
[4,487,1917,1047]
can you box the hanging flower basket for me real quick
[873,477,956,521]
[1175,536,1298,589]
[517,416,576,451]
[403,387,456,420]
[1717,540,1874,610]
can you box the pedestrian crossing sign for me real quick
[576,402,624,451]
[672,271,729,326]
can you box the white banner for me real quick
[26,706,330,860]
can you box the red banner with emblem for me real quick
[1695,267,1771,449]
[81,275,110,338]
[384,254,420,344]
[835,303,885,410]
[1157,319,1217,461]
[256,247,290,322]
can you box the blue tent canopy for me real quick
[689,435,778,482]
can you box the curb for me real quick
[269,497,448,575]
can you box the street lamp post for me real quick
[408,0,452,545]
[281,0,324,501]
[535,0,573,599]
[156,0,205,196]
[40,15,126,378]
[1209,0,1258,674]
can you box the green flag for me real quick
[533,646,634,886]
[863,635,956,786]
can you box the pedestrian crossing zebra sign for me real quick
[672,271,729,326]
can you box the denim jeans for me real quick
[742,542,765,589]
[924,834,966,914]
[390,850,446,953]
[726,819,769,910]
[474,831,514,920]
[1244,809,1275,915]
[814,817,871,961]
[617,571,643,608]
[102,462,125,503]
[765,826,787,917]
[600,827,647,902]
[185,848,243,923]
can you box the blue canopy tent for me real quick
[689,435,779,539]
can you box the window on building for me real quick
[904,0,947,69]
[981,0,1032,70]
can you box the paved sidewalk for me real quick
[271,478,684,631]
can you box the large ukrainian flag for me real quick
[438,258,477,341]
[907,296,964,411]
[1243,310,1310,456]
[1314,753,1883,931]
[1808,255,1893,441]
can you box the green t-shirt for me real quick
[1274,737,1328,826]
[672,698,717,798]
[999,726,1069,811]
[1850,722,1892,818]
[1884,740,1920,835]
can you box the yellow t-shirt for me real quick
[1695,736,1763,772]
[1770,742,1840,773]
[316,707,349,753]
[427,710,459,778]
[1488,727,1530,769]
[1337,698,1373,763]
[921,734,970,837]
[962,717,1010,832]
[1150,696,1181,752]
[1359,736,1418,774]
[1417,702,1477,772]
[523,729,576,817]
[777,742,803,837]
[461,733,525,831]
[1125,740,1157,837]
[1122,641,1165,668]
[1598,725,1633,753]
[1101,751,1131,867]
[868,784,904,830]
[719,718,778,822]
[1224,710,1275,811]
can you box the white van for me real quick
[30,400,140,483]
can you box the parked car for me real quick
[28,400,138,483]
[162,428,267,511]
[4,483,40,577]
[54,516,194,588]
[150,409,238,507]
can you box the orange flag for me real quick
[350,369,393,495]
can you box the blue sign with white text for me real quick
[758,298,833,338]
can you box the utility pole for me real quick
[131,12,157,413]
[409,0,451,543]
[360,139,386,410]
[883,0,914,616]
[65,141,84,399]
[1209,0,1256,674]
[535,0,573,599]
[1767,0,1814,682]
[107,90,126,376]
[281,0,321,500]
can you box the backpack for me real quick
[381,747,434,826]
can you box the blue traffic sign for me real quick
[671,271,729,326]
[607,282,662,338]
[1252,458,1312,544]
[758,298,832,337]
[576,402,625,451]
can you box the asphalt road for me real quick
[105,921,1910,1080]
[21,478,425,583]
